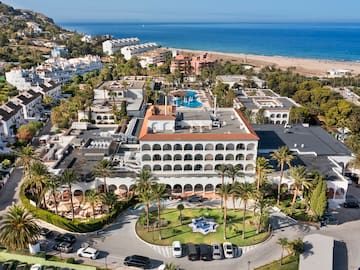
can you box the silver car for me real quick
[211,242,224,260]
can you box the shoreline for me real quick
[169,47,360,76]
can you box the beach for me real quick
[175,48,360,77]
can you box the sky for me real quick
[3,0,360,23]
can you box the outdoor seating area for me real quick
[188,216,218,235]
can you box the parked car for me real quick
[1,261,17,270]
[15,264,28,270]
[172,241,182,258]
[223,242,234,259]
[39,228,53,238]
[343,201,360,208]
[77,247,100,260]
[55,233,76,244]
[187,195,203,203]
[199,244,212,261]
[319,214,339,226]
[123,255,151,269]
[30,264,42,270]
[187,243,200,261]
[211,242,224,260]
[53,242,73,253]
[43,267,56,270]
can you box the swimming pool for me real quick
[173,90,203,108]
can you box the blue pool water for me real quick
[173,90,202,108]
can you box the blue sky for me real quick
[3,0,360,23]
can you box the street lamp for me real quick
[248,260,251,270]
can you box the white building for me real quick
[327,69,352,77]
[13,90,42,120]
[102,38,139,55]
[138,105,259,195]
[138,49,171,68]
[5,67,41,90]
[234,88,299,125]
[217,75,266,88]
[0,102,25,136]
[31,81,62,101]
[121,43,160,60]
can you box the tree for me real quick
[289,166,312,208]
[177,204,184,225]
[288,238,304,256]
[45,176,61,215]
[151,183,167,240]
[100,191,118,213]
[28,161,50,207]
[310,177,327,219]
[0,205,40,250]
[216,183,232,240]
[216,164,228,208]
[255,157,273,191]
[349,154,360,184]
[93,159,113,193]
[60,169,78,220]
[85,190,100,219]
[162,263,179,270]
[16,146,37,176]
[225,165,243,210]
[277,237,289,266]
[271,146,294,205]
[134,169,157,232]
[255,192,271,234]
[255,108,269,124]
[234,182,255,239]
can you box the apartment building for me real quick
[102,38,140,55]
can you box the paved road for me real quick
[0,168,23,215]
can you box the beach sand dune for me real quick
[174,48,360,77]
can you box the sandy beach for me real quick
[173,48,360,77]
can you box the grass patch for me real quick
[255,255,299,270]
[136,208,270,246]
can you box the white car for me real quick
[77,247,100,260]
[172,241,182,258]
[30,264,42,270]
[223,242,234,259]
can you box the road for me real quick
[0,168,23,215]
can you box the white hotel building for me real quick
[102,38,140,55]
[121,43,160,60]
[138,105,259,195]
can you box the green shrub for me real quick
[65,257,76,264]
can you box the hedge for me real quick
[20,183,134,233]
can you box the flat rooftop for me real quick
[96,79,145,91]
[238,97,297,110]
[254,124,352,156]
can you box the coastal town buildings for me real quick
[234,88,299,125]
[77,78,148,124]
[5,55,103,88]
[217,75,266,89]
[170,54,191,75]
[102,38,140,55]
[190,53,216,75]
[120,43,160,60]
[170,53,216,75]
[138,48,171,68]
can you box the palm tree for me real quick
[277,237,289,265]
[60,169,78,220]
[45,176,61,215]
[225,165,243,210]
[289,166,312,208]
[162,263,179,270]
[216,183,232,240]
[0,205,40,250]
[216,164,228,208]
[134,168,157,193]
[255,192,271,234]
[100,191,118,213]
[255,157,273,191]
[28,161,50,207]
[234,182,255,239]
[93,159,113,193]
[85,190,100,219]
[138,188,154,232]
[16,146,37,177]
[177,204,184,225]
[151,183,167,240]
[271,146,294,205]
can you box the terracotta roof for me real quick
[148,115,176,120]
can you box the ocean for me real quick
[59,22,360,61]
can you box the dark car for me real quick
[15,264,28,270]
[343,201,360,208]
[187,195,203,203]
[43,267,56,270]
[199,244,212,261]
[320,214,339,226]
[39,227,53,238]
[123,255,151,269]
[187,243,200,261]
[1,261,17,270]
[55,233,76,244]
[53,242,73,253]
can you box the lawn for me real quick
[136,208,270,246]
[255,255,299,270]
